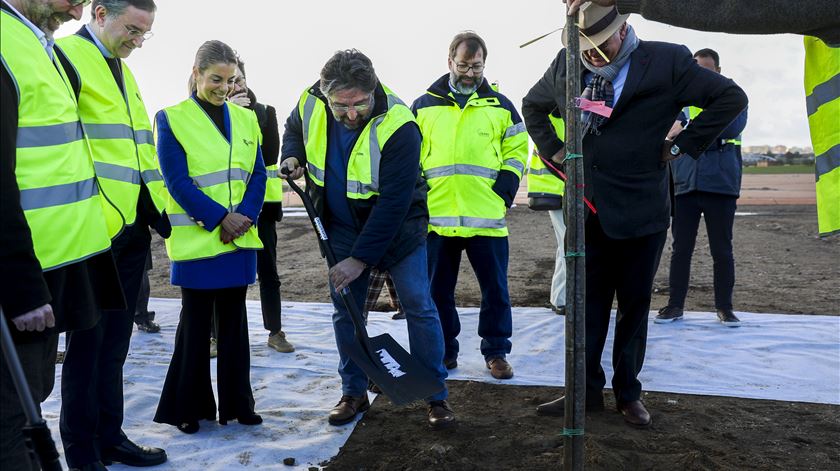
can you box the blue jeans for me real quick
[426,233,513,362]
[328,227,448,402]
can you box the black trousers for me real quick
[60,223,150,467]
[154,286,255,426]
[256,203,282,333]
[668,191,737,310]
[134,248,155,323]
[0,334,58,471]
[585,214,666,404]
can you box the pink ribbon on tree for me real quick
[576,97,613,118]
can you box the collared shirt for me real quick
[2,0,54,59]
[84,23,114,58]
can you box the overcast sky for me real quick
[57,0,812,148]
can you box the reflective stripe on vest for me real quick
[429,216,506,229]
[1,10,112,270]
[804,37,840,236]
[58,34,168,237]
[161,98,263,261]
[527,113,566,199]
[298,85,416,199]
[416,87,529,237]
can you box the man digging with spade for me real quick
[280,49,455,429]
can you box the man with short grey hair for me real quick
[55,0,167,468]
[280,49,455,429]
[1,1,127,470]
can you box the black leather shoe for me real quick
[443,357,458,370]
[136,319,161,333]
[617,400,652,427]
[220,413,263,426]
[717,309,740,327]
[328,395,370,426]
[654,306,684,324]
[551,305,566,316]
[101,438,167,467]
[428,400,456,430]
[69,462,107,471]
[536,395,605,417]
[176,421,199,434]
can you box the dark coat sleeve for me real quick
[522,51,566,159]
[260,105,280,167]
[0,62,52,318]
[615,0,840,46]
[350,122,422,266]
[280,105,306,164]
[717,108,748,140]
[669,46,748,158]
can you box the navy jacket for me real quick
[522,40,748,239]
[281,82,427,269]
[672,108,748,197]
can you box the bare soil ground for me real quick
[150,204,839,315]
[147,189,840,470]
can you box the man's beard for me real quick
[450,72,480,95]
[30,6,73,38]
[338,116,366,130]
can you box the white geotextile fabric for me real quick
[38,299,838,470]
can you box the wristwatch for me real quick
[669,143,681,157]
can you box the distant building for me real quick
[772,145,788,155]
[744,145,771,154]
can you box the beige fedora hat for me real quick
[562,3,630,51]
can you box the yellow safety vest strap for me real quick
[19,177,99,210]
[17,121,83,147]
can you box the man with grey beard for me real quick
[412,31,528,381]
[1,1,124,470]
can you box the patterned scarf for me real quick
[579,25,639,135]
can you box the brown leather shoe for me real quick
[536,395,605,417]
[486,357,514,380]
[428,400,456,430]
[328,395,370,426]
[617,400,651,427]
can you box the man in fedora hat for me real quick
[522,3,747,426]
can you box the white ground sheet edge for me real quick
[38,299,839,470]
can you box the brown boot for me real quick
[427,400,456,430]
[328,395,370,426]
[486,357,514,380]
[617,400,651,427]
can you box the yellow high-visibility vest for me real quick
[804,37,840,237]
[527,113,566,210]
[298,84,415,200]
[58,34,168,238]
[416,88,528,237]
[1,10,111,270]
[264,163,283,203]
[161,98,263,261]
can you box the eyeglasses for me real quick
[328,95,372,114]
[454,63,484,73]
[69,0,92,6]
[123,24,154,40]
